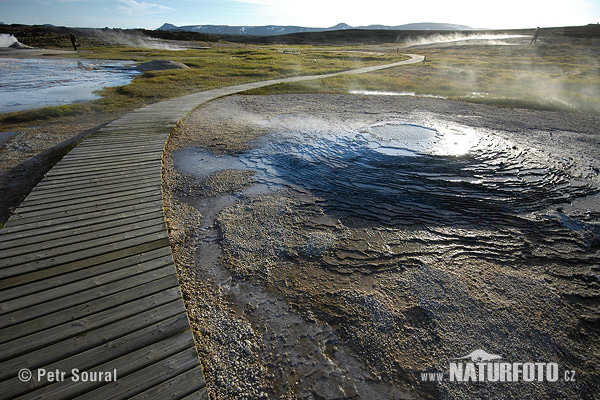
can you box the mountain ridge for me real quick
[157,22,476,36]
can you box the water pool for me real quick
[0,57,140,113]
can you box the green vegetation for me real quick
[245,39,600,114]
[1,26,598,129]
[90,46,401,111]
[0,45,405,125]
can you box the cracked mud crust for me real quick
[163,94,600,399]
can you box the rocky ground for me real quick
[165,93,600,399]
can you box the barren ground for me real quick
[163,94,600,399]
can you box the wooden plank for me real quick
[0,287,183,358]
[0,238,171,290]
[128,365,207,400]
[31,174,161,195]
[0,215,165,258]
[34,166,159,188]
[0,200,164,235]
[14,186,161,214]
[3,318,193,400]
[29,170,160,195]
[0,248,172,303]
[181,388,210,400]
[30,173,160,195]
[0,310,190,382]
[0,225,167,270]
[48,153,163,171]
[52,150,163,165]
[69,136,164,144]
[42,160,160,179]
[0,265,175,327]
[75,347,200,400]
[7,192,163,224]
[69,142,164,152]
[17,179,162,210]
[59,149,166,164]
[0,204,163,245]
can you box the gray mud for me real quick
[164,94,600,399]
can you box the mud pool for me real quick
[167,94,600,399]
[175,119,599,239]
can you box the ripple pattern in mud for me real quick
[240,123,596,230]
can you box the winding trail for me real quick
[0,54,424,399]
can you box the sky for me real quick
[1,0,599,30]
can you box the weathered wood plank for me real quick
[0,225,168,270]
[0,200,164,234]
[42,160,160,179]
[75,347,200,400]
[30,174,160,196]
[0,216,165,258]
[0,248,172,303]
[13,187,162,215]
[180,388,211,400]
[128,365,207,400]
[50,151,163,168]
[0,265,175,327]
[0,287,183,358]
[3,319,193,400]
[26,173,161,200]
[0,238,171,290]
[0,310,190,382]
[7,192,163,224]
[0,204,163,245]
[17,179,162,210]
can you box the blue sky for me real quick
[1,0,599,30]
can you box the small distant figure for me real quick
[69,31,78,51]
[423,56,427,64]
[530,27,540,45]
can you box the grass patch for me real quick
[244,39,600,114]
[0,103,97,124]
[1,44,407,126]
[0,45,408,132]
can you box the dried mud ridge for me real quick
[164,94,600,400]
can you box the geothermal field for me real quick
[1,24,599,400]
[165,92,599,399]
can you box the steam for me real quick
[350,90,446,99]
[431,51,600,114]
[87,29,188,50]
[404,33,529,47]
[0,34,18,47]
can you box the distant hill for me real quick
[157,22,476,36]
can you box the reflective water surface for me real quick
[0,58,139,112]
[176,121,598,231]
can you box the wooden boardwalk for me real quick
[0,55,424,399]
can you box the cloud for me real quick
[117,0,173,16]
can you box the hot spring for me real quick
[167,94,600,399]
[175,120,599,233]
[0,58,140,113]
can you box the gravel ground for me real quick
[163,94,600,399]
